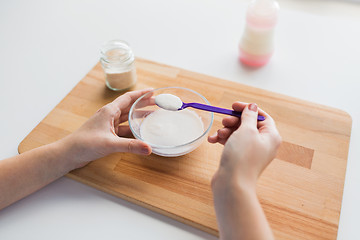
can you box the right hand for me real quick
[208,102,281,191]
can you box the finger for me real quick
[260,120,281,145]
[97,102,119,117]
[209,102,247,129]
[208,131,229,145]
[217,127,234,139]
[257,107,278,137]
[208,132,219,144]
[136,96,156,108]
[121,97,155,116]
[217,138,228,145]
[97,89,154,122]
[232,101,248,112]
[117,125,134,138]
[119,113,129,123]
[257,107,275,128]
[119,110,155,124]
[256,108,282,147]
[112,138,152,155]
[220,101,248,128]
[240,103,259,129]
[112,88,154,111]
[222,116,240,128]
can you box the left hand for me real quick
[60,89,153,169]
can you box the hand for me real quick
[208,102,280,240]
[60,89,153,169]
[0,89,154,210]
[209,102,281,190]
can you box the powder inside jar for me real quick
[105,68,136,91]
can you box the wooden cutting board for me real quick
[18,58,352,239]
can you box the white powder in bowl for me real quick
[140,108,204,146]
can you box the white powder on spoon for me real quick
[155,94,183,111]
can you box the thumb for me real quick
[113,138,152,155]
[240,103,259,129]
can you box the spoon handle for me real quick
[182,103,265,121]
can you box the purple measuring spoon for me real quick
[179,102,265,121]
[155,94,265,121]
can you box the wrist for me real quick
[53,136,88,172]
[211,169,257,197]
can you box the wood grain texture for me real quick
[18,59,352,239]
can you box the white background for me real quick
[1,0,359,239]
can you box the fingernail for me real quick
[248,103,258,112]
[141,146,150,155]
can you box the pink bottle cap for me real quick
[239,48,273,67]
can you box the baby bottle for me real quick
[239,0,280,67]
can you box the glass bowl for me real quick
[128,87,214,157]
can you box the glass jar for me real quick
[100,40,137,91]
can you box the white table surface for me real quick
[1,0,359,239]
